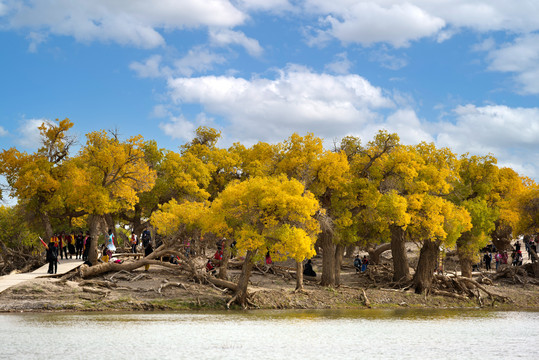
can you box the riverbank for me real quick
[1,260,538,312]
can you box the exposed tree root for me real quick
[157,282,188,294]
[226,294,238,309]
[79,279,117,289]
[82,286,110,296]
[360,288,371,308]
[492,265,537,285]
[431,274,511,305]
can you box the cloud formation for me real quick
[435,104,539,178]
[3,0,246,48]
[16,118,46,148]
[486,34,539,94]
[161,65,539,180]
[165,65,393,143]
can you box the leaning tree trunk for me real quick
[334,244,344,286]
[457,232,473,278]
[233,250,257,306]
[390,225,410,282]
[413,240,440,293]
[295,260,304,291]
[368,243,392,265]
[320,229,336,286]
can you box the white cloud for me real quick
[301,0,539,62]
[159,115,196,141]
[235,0,294,13]
[26,31,48,52]
[209,28,263,57]
[174,47,228,76]
[0,126,8,137]
[435,104,539,179]
[166,65,393,143]
[5,0,246,48]
[16,118,48,149]
[323,2,445,47]
[129,55,169,78]
[130,48,227,78]
[325,52,352,74]
[159,113,214,141]
[415,0,539,33]
[368,47,408,70]
[486,34,539,94]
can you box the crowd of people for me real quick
[44,227,159,274]
[45,231,92,274]
[479,236,537,272]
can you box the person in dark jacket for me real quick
[82,231,91,263]
[75,231,84,259]
[353,255,361,273]
[143,229,153,271]
[483,252,492,271]
[46,241,58,274]
[303,259,316,277]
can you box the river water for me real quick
[1,309,538,359]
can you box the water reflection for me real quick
[2,310,538,360]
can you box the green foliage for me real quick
[0,205,39,250]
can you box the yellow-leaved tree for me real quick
[210,175,320,303]
[70,131,156,264]
[0,118,75,239]
[152,175,320,305]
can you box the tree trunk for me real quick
[295,260,304,291]
[320,229,335,286]
[40,212,53,241]
[457,232,473,278]
[88,215,102,265]
[368,243,391,265]
[413,240,439,293]
[334,244,344,286]
[233,250,256,306]
[218,238,232,280]
[491,238,512,252]
[345,245,356,258]
[390,225,410,282]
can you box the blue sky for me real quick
[1,0,538,194]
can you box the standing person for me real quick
[142,228,153,271]
[59,232,68,260]
[75,231,84,259]
[495,251,502,271]
[361,255,369,272]
[530,241,537,263]
[483,252,492,271]
[106,229,116,254]
[516,250,523,266]
[502,250,508,265]
[130,232,138,254]
[82,231,91,263]
[354,255,361,273]
[68,232,76,259]
[303,259,316,277]
[46,241,58,274]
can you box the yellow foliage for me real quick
[211,175,321,262]
[76,131,156,214]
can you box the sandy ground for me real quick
[0,253,538,312]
